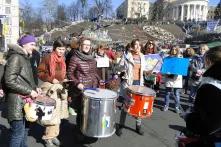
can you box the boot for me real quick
[51,137,61,146]
[136,125,144,135]
[116,125,123,136]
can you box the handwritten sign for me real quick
[144,54,162,73]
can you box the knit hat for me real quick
[18,35,36,46]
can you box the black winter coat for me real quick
[0,64,4,89]
[4,44,37,122]
[186,62,221,136]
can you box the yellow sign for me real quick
[2,23,9,36]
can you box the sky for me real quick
[20,0,220,10]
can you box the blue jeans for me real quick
[164,88,180,108]
[9,119,29,147]
[189,85,198,104]
[132,80,140,85]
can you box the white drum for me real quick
[33,95,56,121]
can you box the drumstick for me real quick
[150,60,160,74]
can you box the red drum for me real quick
[126,85,156,118]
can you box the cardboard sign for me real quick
[144,54,163,73]
[96,57,110,68]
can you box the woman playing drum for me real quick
[38,39,69,146]
[67,37,101,140]
[116,39,149,136]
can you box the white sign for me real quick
[41,46,53,52]
[96,57,110,68]
[207,20,219,32]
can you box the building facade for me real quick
[0,0,19,50]
[116,0,149,19]
[207,6,216,20]
[168,0,208,21]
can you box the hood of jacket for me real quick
[7,44,29,59]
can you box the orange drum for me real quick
[126,85,156,118]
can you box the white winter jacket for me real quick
[117,52,147,97]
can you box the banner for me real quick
[161,57,189,76]
[2,23,9,36]
[144,54,162,73]
[207,20,219,32]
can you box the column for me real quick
[173,7,175,20]
[190,5,193,20]
[193,4,196,21]
[197,5,200,21]
[187,4,190,21]
[202,5,205,21]
[181,5,184,21]
[176,6,179,20]
[200,5,203,21]
[204,6,208,21]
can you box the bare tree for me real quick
[20,0,37,33]
[42,0,59,30]
[88,6,99,20]
[67,2,77,21]
[93,0,113,19]
[55,4,68,27]
[103,0,113,18]
[150,0,165,21]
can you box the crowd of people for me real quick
[1,32,221,147]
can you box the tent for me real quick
[207,41,221,48]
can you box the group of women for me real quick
[3,33,221,147]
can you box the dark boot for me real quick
[116,125,123,136]
[136,125,144,135]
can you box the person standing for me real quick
[4,35,40,147]
[162,47,183,113]
[185,46,221,144]
[182,47,195,94]
[38,39,69,147]
[67,37,100,140]
[142,40,161,94]
[116,39,147,136]
[188,44,209,109]
[30,49,40,85]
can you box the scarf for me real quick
[49,51,66,79]
[75,49,94,61]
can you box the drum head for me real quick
[127,85,156,96]
[35,95,56,106]
[84,88,118,100]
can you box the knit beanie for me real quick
[18,35,36,46]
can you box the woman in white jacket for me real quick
[116,39,147,136]
[163,47,183,113]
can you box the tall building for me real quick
[167,0,208,21]
[207,6,216,20]
[0,0,19,51]
[116,0,149,19]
